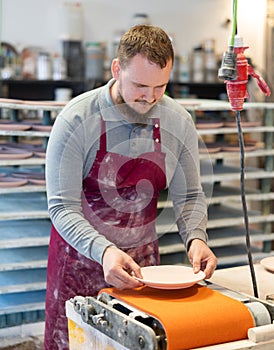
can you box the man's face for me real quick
[111,54,172,116]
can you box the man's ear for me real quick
[111,58,121,80]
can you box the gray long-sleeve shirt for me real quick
[46,79,208,264]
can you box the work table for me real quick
[209,263,274,301]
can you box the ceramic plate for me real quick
[0,147,33,159]
[12,144,45,153]
[134,265,205,290]
[11,172,45,185]
[34,151,46,158]
[11,171,45,180]
[196,121,224,129]
[260,257,274,272]
[199,143,221,154]
[0,122,31,131]
[221,144,256,152]
[28,179,46,185]
[0,177,28,187]
[224,121,261,128]
[0,98,24,104]
[31,125,52,132]
[23,100,66,106]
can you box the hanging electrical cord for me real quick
[235,110,259,298]
[217,0,271,298]
[231,0,259,298]
[230,0,237,47]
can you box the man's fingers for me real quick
[203,259,217,279]
[192,260,201,274]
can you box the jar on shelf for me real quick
[85,42,105,80]
[52,54,67,80]
[204,39,217,82]
[178,52,190,83]
[191,47,204,82]
[37,52,52,80]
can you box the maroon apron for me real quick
[44,117,167,350]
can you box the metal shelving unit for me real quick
[0,99,274,328]
[158,100,274,267]
[0,101,62,328]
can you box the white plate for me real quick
[260,257,274,272]
[134,265,205,290]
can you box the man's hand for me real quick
[102,246,144,289]
[187,239,217,279]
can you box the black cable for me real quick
[235,110,259,298]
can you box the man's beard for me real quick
[114,92,155,124]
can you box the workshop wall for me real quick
[1,0,267,72]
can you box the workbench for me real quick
[209,263,274,300]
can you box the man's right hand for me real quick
[102,246,144,289]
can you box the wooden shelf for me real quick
[157,204,274,232]
[201,164,274,182]
[0,292,45,315]
[0,185,45,194]
[0,282,46,295]
[198,125,274,135]
[0,246,48,271]
[0,158,45,166]
[0,130,51,137]
[199,148,274,160]
[0,220,50,249]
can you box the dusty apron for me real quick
[44,117,166,350]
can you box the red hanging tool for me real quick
[219,36,271,111]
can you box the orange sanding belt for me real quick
[99,284,255,350]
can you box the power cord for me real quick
[235,110,259,298]
[218,0,259,298]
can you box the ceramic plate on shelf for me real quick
[224,121,261,128]
[0,177,28,187]
[0,146,33,159]
[11,172,45,185]
[10,143,45,153]
[0,122,31,131]
[34,151,46,158]
[11,171,44,179]
[23,100,67,107]
[28,178,46,185]
[31,125,52,132]
[0,98,24,104]
[260,257,274,272]
[199,143,221,154]
[134,265,205,290]
[221,143,257,152]
[196,121,224,129]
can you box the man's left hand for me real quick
[187,239,217,279]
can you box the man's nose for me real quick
[143,88,156,103]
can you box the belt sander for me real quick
[66,281,274,349]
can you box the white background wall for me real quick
[1,0,268,71]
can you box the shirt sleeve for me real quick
[163,107,209,249]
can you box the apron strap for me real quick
[99,116,107,151]
[153,118,162,152]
